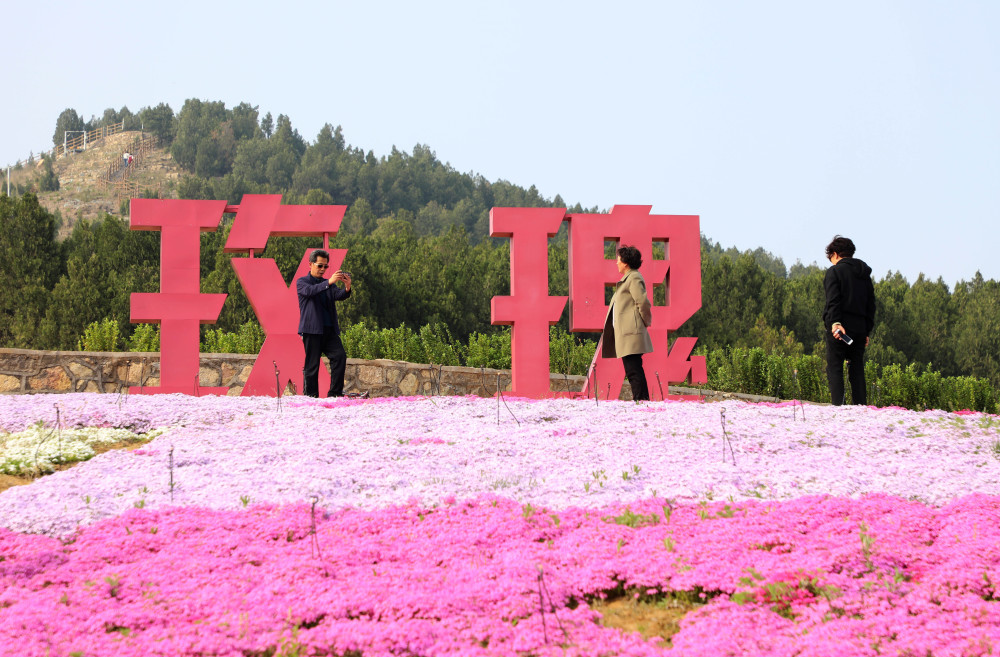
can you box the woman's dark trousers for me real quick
[622,354,650,401]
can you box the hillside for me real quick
[8,131,182,236]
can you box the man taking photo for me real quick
[297,249,351,397]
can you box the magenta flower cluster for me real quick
[1,393,998,655]
[1,495,998,656]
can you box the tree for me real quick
[780,265,825,354]
[903,275,954,373]
[681,250,784,350]
[194,122,237,178]
[38,215,160,349]
[952,273,1000,385]
[868,272,913,368]
[137,103,176,145]
[171,99,229,171]
[37,154,60,192]
[99,105,133,129]
[231,102,260,141]
[272,114,307,158]
[52,108,85,147]
[0,194,63,348]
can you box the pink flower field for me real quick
[1,393,998,656]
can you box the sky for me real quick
[3,0,998,287]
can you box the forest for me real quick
[1,100,998,391]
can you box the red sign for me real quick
[492,205,706,400]
[131,197,704,398]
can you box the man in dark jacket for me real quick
[822,236,876,405]
[297,249,351,397]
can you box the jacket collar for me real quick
[617,269,636,285]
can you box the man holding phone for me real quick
[822,236,876,405]
[297,249,352,397]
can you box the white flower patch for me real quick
[0,424,164,475]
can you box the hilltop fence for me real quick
[6,120,128,169]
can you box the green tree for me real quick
[0,194,63,348]
[37,154,60,192]
[171,99,229,171]
[194,122,237,177]
[952,273,1000,386]
[867,272,912,368]
[52,108,85,147]
[137,103,176,145]
[681,250,784,350]
[903,274,955,373]
[38,215,159,349]
[230,102,260,141]
[98,105,133,129]
[780,265,825,354]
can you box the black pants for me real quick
[302,329,346,398]
[825,333,867,405]
[622,354,650,401]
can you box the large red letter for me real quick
[130,199,228,395]
[225,195,347,397]
[567,205,705,400]
[490,207,567,398]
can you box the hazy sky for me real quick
[4,1,997,286]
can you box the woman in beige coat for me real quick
[601,245,653,400]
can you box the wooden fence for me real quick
[53,120,127,157]
[97,133,161,203]
[5,120,128,168]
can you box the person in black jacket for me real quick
[822,236,876,405]
[297,249,351,397]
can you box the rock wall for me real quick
[0,348,577,398]
[0,349,772,403]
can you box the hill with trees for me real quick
[1,99,998,389]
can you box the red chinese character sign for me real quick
[222,195,346,397]
[130,195,346,397]
[130,199,230,395]
[131,196,704,399]
[492,205,706,400]
[490,208,568,398]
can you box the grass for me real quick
[590,592,704,646]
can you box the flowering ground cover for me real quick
[1,393,999,656]
[0,425,165,476]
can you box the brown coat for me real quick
[601,269,653,358]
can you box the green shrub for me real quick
[77,318,122,351]
[466,328,511,370]
[548,326,598,376]
[419,322,464,366]
[378,325,425,362]
[127,324,160,352]
[706,347,998,412]
[201,321,265,354]
[341,322,426,362]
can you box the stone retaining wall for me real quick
[0,348,776,403]
[0,348,568,398]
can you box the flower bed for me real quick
[1,394,999,655]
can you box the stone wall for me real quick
[0,348,775,403]
[0,348,577,398]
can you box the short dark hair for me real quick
[309,249,330,263]
[825,236,856,259]
[616,245,642,270]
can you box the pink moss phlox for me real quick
[2,495,999,655]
